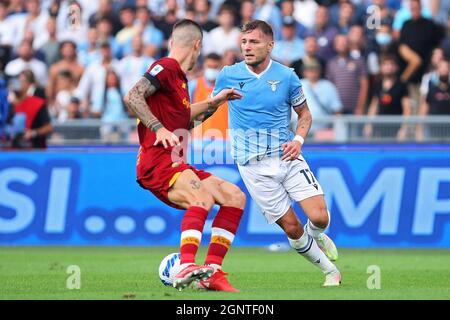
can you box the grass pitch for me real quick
[0,247,449,300]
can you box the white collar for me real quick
[245,59,273,79]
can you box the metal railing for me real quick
[47,115,450,145]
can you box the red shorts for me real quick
[136,146,212,209]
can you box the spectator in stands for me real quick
[272,16,304,67]
[255,0,283,39]
[75,40,119,117]
[117,35,154,93]
[416,59,450,141]
[89,0,122,35]
[40,16,60,67]
[366,22,400,78]
[115,4,139,58]
[47,40,84,107]
[364,55,411,141]
[18,68,46,99]
[189,53,228,139]
[326,34,368,115]
[293,0,319,30]
[398,0,444,114]
[431,0,450,26]
[280,0,307,39]
[348,25,365,60]
[204,5,240,55]
[239,0,255,27]
[7,0,26,16]
[77,27,101,67]
[419,47,445,108]
[194,0,218,32]
[66,96,83,120]
[95,17,121,59]
[20,0,49,50]
[91,68,129,142]
[332,0,355,34]
[291,58,342,138]
[53,70,77,122]
[7,69,52,148]
[292,36,326,79]
[392,0,433,39]
[363,0,395,48]
[306,6,339,61]
[0,1,14,47]
[135,6,164,59]
[5,39,47,86]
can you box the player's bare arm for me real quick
[281,102,312,161]
[124,77,180,148]
[189,88,242,128]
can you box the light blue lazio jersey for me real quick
[212,60,306,165]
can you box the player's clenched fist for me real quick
[154,127,180,148]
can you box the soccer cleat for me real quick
[172,264,214,291]
[196,269,239,292]
[315,233,339,262]
[323,270,342,287]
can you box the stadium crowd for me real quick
[0,0,449,148]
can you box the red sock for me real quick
[180,206,209,265]
[204,206,243,266]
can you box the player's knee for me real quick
[188,191,215,211]
[227,188,246,209]
[283,222,303,239]
[311,208,329,229]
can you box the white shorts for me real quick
[237,155,324,224]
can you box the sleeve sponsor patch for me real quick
[149,64,164,76]
[291,88,306,107]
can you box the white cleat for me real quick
[172,265,214,291]
[315,233,339,262]
[323,270,342,287]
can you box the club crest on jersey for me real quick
[267,80,281,92]
[150,64,164,76]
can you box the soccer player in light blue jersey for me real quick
[212,20,341,286]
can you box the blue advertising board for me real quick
[1,144,450,247]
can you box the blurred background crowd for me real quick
[0,0,449,148]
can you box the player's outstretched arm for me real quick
[124,77,162,132]
[189,88,242,128]
[281,102,312,161]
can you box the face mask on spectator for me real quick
[375,33,392,46]
[439,75,449,83]
[204,68,220,82]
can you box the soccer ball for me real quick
[158,252,181,286]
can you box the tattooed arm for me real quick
[189,99,218,129]
[124,76,180,148]
[293,101,312,139]
[281,101,312,161]
[123,77,162,131]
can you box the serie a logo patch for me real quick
[150,64,164,76]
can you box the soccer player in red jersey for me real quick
[124,19,244,292]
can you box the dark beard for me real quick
[246,57,265,68]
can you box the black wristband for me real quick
[150,122,163,132]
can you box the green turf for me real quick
[0,247,449,300]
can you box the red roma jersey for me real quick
[138,57,191,150]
